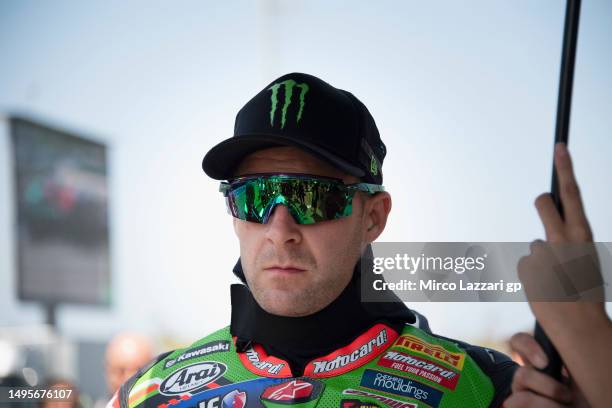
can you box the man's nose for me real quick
[264,204,302,245]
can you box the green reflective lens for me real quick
[219,174,384,225]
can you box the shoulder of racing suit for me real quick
[116,350,174,408]
[113,326,230,408]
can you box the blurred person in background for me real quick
[40,378,79,408]
[100,333,152,407]
[108,72,518,408]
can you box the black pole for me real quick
[534,0,581,381]
[551,0,581,214]
[45,302,57,328]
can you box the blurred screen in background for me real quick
[10,117,110,306]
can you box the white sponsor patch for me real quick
[159,362,226,395]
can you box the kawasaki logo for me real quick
[268,79,309,129]
[159,362,226,395]
[164,340,230,369]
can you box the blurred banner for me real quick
[10,117,111,306]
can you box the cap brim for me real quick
[202,134,366,180]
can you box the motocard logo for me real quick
[309,328,388,375]
[393,335,465,370]
[165,340,231,369]
[245,347,285,375]
[304,324,397,377]
[360,369,443,408]
[237,342,292,377]
[160,362,227,395]
[342,389,417,408]
[261,379,323,404]
[378,350,460,390]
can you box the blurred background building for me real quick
[1,0,611,405]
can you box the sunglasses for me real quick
[219,173,384,225]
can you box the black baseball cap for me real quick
[202,72,386,184]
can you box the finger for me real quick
[554,143,591,237]
[509,332,548,369]
[534,193,565,242]
[511,367,573,404]
[503,391,568,408]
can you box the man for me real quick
[109,72,517,408]
[104,333,154,400]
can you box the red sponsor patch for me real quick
[261,380,313,401]
[393,335,465,370]
[303,324,398,378]
[377,350,460,390]
[235,339,293,378]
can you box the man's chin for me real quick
[255,288,321,317]
[264,305,318,318]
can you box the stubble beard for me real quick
[246,233,364,317]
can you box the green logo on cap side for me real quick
[268,79,309,129]
[370,154,378,176]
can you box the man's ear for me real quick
[363,191,392,243]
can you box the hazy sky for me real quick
[1,0,610,345]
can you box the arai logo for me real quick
[159,362,226,395]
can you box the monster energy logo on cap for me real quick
[370,155,378,176]
[360,139,381,177]
[268,79,309,129]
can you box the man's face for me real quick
[233,146,378,317]
[105,334,153,394]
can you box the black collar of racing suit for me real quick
[229,244,416,376]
